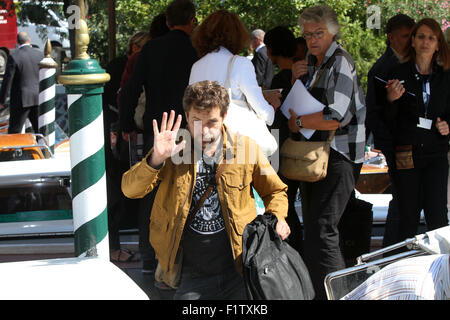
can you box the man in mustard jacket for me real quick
[122,80,289,299]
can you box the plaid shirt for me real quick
[304,41,366,163]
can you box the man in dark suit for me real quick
[119,0,198,149]
[119,0,198,280]
[0,32,44,133]
[365,14,415,248]
[251,29,274,89]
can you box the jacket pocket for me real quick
[222,167,256,236]
[149,204,170,251]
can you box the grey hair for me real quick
[251,29,265,41]
[298,5,340,40]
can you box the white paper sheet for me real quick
[280,80,325,139]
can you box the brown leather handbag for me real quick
[395,145,414,170]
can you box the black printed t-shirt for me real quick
[181,155,235,275]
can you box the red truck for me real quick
[0,0,17,75]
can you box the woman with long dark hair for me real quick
[385,18,450,242]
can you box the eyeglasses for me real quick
[303,31,325,40]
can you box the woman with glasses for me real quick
[288,5,366,300]
[385,18,450,243]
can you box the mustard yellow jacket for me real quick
[121,128,288,284]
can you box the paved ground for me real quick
[117,264,175,300]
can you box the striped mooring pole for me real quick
[58,3,111,259]
[38,40,58,154]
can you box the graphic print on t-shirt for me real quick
[188,157,225,235]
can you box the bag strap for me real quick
[224,55,238,90]
[185,162,226,227]
[224,55,261,117]
[298,49,344,140]
[307,49,344,92]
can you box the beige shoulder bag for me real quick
[279,55,338,182]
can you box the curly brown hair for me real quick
[191,10,250,58]
[183,81,229,117]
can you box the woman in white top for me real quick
[189,10,281,215]
[189,10,280,141]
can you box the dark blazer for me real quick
[0,45,44,108]
[251,46,274,89]
[384,60,450,159]
[365,47,400,153]
[119,29,198,134]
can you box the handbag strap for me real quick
[224,55,259,115]
[224,55,238,90]
[297,49,343,141]
[307,48,345,92]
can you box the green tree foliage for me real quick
[84,0,390,91]
[6,0,447,92]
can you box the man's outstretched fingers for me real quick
[173,114,183,132]
[166,110,176,131]
[160,112,168,132]
[152,119,159,136]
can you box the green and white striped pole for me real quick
[39,40,58,154]
[58,7,111,259]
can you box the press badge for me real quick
[417,117,432,130]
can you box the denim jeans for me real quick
[174,265,247,300]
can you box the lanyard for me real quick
[415,64,431,118]
[422,79,430,118]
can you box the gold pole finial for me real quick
[79,0,86,19]
[75,0,90,60]
[44,39,52,58]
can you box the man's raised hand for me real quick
[148,110,186,168]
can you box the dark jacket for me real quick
[0,45,44,108]
[365,47,400,153]
[119,30,198,133]
[384,60,450,160]
[251,46,274,89]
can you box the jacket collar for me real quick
[307,40,340,69]
[407,58,443,82]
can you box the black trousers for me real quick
[8,105,39,133]
[393,155,449,242]
[300,149,362,300]
[381,150,402,248]
[279,175,303,256]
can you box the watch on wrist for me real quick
[296,116,303,128]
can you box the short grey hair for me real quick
[251,29,265,41]
[298,5,340,40]
[17,32,30,45]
